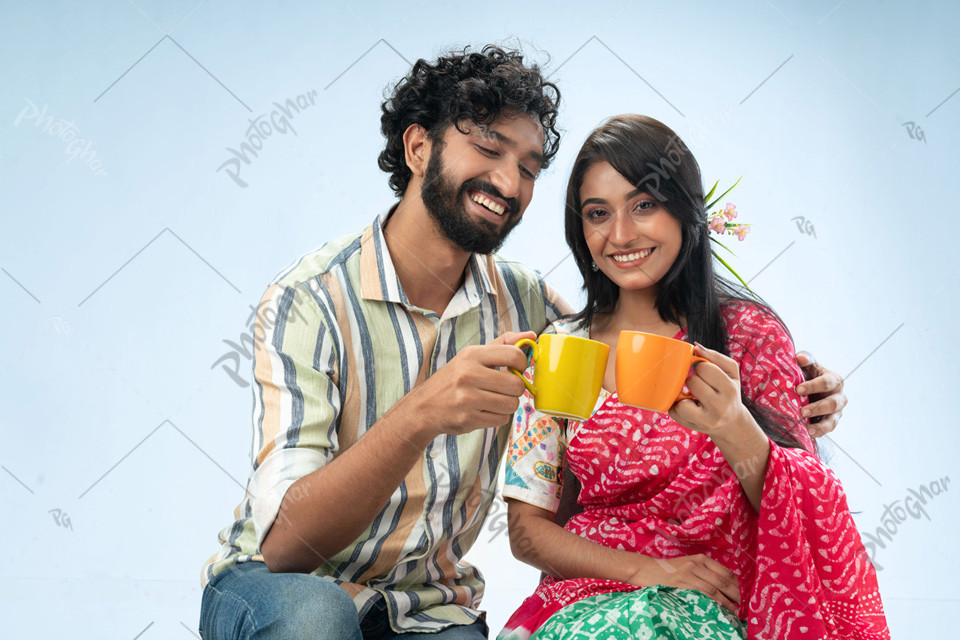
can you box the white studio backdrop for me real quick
[1,1,958,637]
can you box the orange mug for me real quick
[615,331,708,412]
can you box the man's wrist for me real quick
[385,389,442,451]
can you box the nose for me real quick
[489,160,521,202]
[607,208,638,246]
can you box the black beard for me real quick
[420,143,521,255]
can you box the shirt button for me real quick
[429,450,439,459]
[426,513,434,521]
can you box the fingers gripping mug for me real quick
[509,335,610,421]
[615,331,708,413]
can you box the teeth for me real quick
[471,193,505,215]
[612,248,654,263]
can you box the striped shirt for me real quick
[201,211,568,632]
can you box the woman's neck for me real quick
[592,286,683,338]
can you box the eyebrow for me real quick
[580,188,645,210]
[479,126,544,167]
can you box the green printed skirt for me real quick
[531,586,746,640]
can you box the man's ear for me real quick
[403,124,431,178]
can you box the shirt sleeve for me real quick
[247,281,342,548]
[502,325,568,512]
[725,303,814,452]
[539,277,574,323]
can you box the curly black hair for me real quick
[378,44,562,197]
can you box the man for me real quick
[199,45,846,640]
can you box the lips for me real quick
[468,190,508,216]
[608,247,656,267]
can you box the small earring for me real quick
[590,261,599,272]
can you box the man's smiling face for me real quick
[420,112,544,254]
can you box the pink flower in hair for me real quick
[723,202,738,221]
[709,216,727,234]
[734,224,750,241]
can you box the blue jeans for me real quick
[199,562,489,640]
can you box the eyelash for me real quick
[476,145,536,179]
[584,200,656,221]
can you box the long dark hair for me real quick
[564,114,810,452]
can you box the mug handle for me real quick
[510,338,539,396]
[676,355,710,402]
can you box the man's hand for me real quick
[628,553,740,614]
[795,351,847,438]
[407,331,535,438]
[262,330,537,573]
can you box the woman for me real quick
[498,115,889,639]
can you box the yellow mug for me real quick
[510,334,610,421]
[615,331,708,413]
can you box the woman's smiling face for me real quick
[580,161,683,294]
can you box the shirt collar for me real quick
[359,211,498,308]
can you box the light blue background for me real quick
[2,1,957,637]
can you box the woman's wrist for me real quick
[711,410,770,512]
[712,412,770,478]
[625,553,657,586]
[710,407,765,454]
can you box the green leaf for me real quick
[709,235,737,256]
[705,176,742,212]
[703,180,719,205]
[712,250,758,298]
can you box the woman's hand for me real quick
[668,343,752,441]
[669,343,770,512]
[628,553,740,614]
[795,351,847,438]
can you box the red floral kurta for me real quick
[500,303,889,639]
